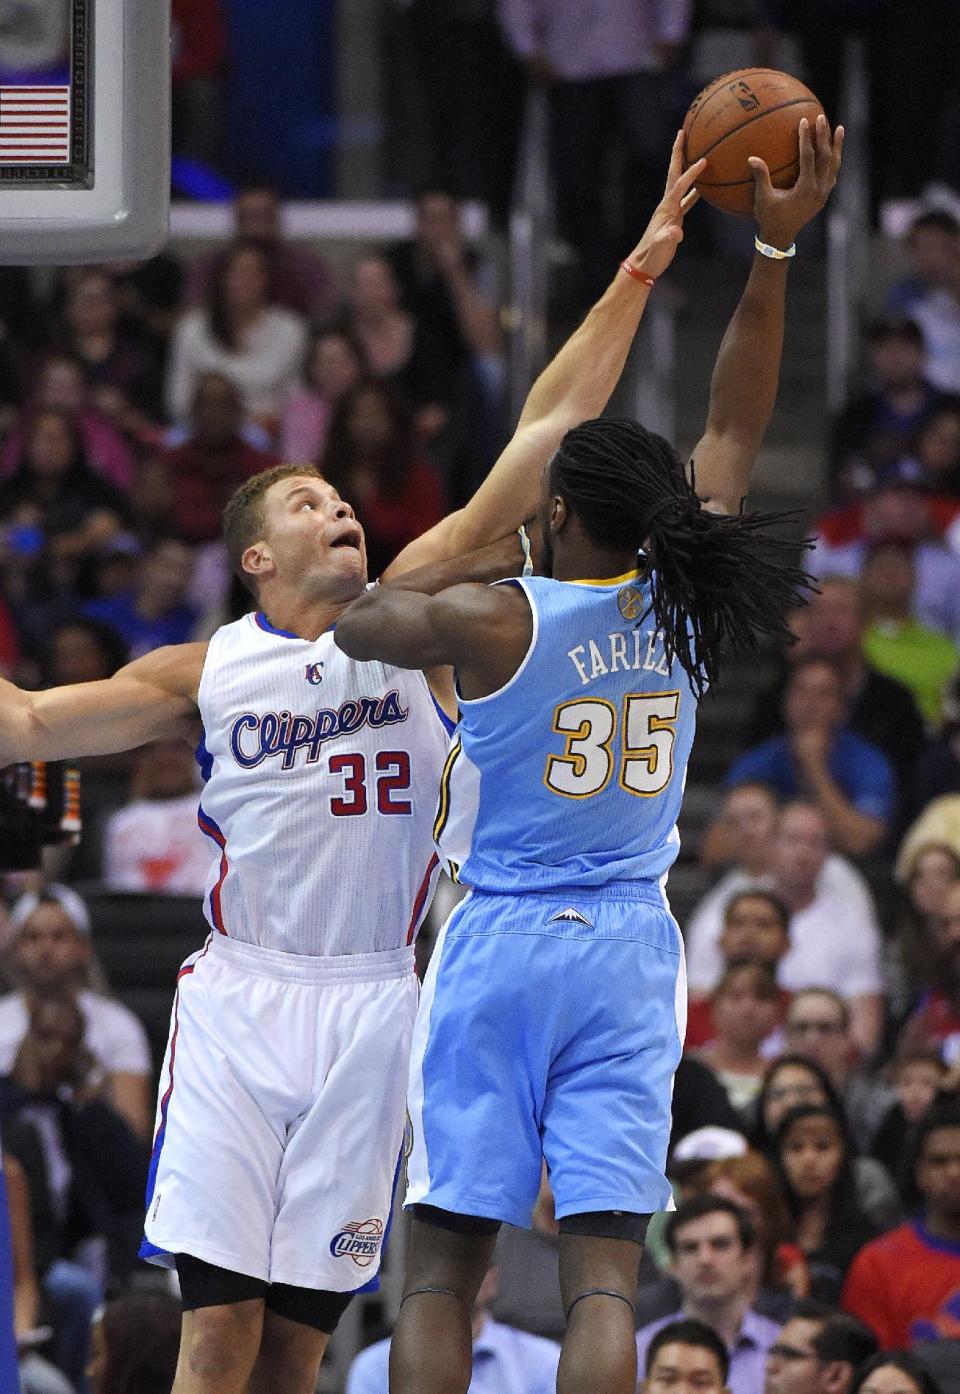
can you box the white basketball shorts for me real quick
[140,933,417,1291]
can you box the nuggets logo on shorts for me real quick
[617,585,644,621]
[329,1216,384,1267]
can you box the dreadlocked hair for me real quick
[550,418,814,697]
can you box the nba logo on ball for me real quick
[330,1217,384,1266]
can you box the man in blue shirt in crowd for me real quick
[345,1266,559,1394]
[636,1199,779,1394]
[726,655,894,858]
[82,537,198,659]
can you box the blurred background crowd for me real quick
[2,2,960,1393]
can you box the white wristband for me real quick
[517,524,534,577]
[754,235,796,260]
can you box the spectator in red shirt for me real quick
[843,1103,960,1348]
[685,891,792,1051]
[139,372,278,545]
[900,879,960,1067]
[321,381,445,579]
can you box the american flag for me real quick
[0,86,71,164]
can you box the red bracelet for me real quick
[620,260,656,287]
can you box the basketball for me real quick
[683,69,825,216]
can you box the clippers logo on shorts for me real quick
[229,691,409,769]
[330,1217,384,1267]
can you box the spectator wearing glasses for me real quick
[636,1197,780,1394]
[752,1056,902,1234]
[784,990,895,1148]
[640,1318,731,1394]
[763,1302,878,1394]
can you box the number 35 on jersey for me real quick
[545,691,681,800]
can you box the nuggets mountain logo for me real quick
[330,1217,384,1267]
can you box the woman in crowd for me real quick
[320,380,445,579]
[850,1352,944,1394]
[165,238,308,433]
[1,355,135,492]
[704,1149,810,1306]
[695,963,783,1114]
[910,405,960,498]
[345,255,453,424]
[753,1054,903,1230]
[86,1291,181,1394]
[279,327,363,462]
[0,408,126,580]
[889,842,960,1032]
[773,1101,878,1304]
[53,269,163,436]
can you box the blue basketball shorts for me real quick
[405,882,686,1228]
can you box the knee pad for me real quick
[266,1283,355,1335]
[559,1209,652,1243]
[176,1254,268,1311]
[409,1203,501,1237]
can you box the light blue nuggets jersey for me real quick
[435,570,699,891]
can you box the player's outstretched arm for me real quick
[336,580,532,699]
[383,134,706,580]
[691,115,843,517]
[0,643,205,766]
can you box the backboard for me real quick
[0,0,170,263]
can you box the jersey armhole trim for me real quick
[456,578,539,707]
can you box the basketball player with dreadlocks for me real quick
[335,115,844,1394]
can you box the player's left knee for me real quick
[182,1307,261,1382]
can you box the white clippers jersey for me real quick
[194,611,451,956]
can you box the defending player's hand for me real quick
[625,132,705,281]
[748,114,844,250]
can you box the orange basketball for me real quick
[683,69,825,216]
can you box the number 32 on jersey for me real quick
[544,692,680,799]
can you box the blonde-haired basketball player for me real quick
[0,141,701,1394]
